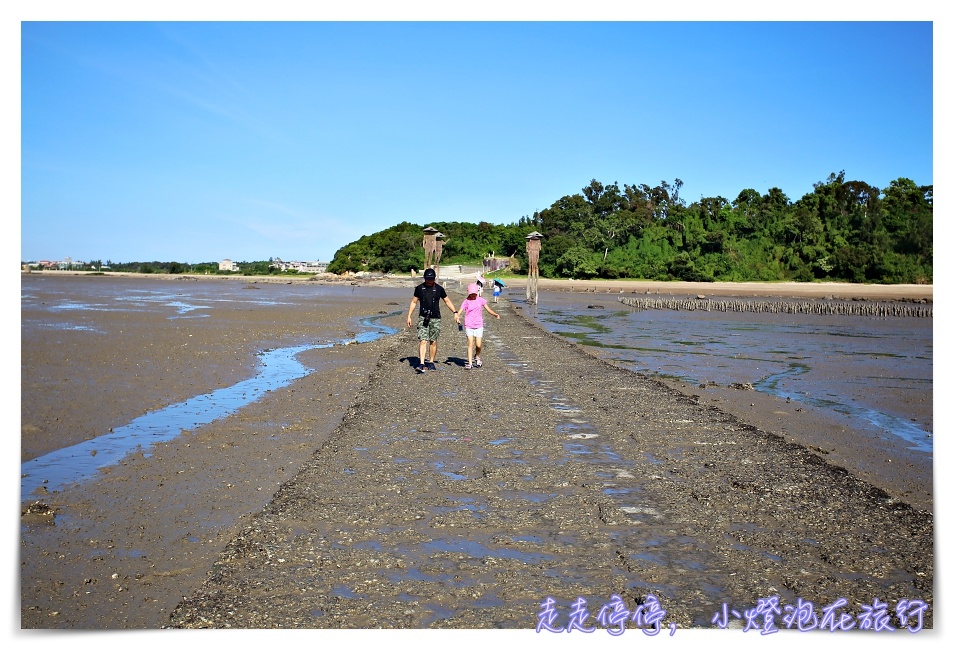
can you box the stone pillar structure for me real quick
[525,231,543,305]
[422,226,439,270]
[434,232,445,279]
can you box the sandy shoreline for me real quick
[25,269,933,301]
[19,273,934,629]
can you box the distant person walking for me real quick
[454,283,500,369]
[492,281,502,303]
[407,268,458,373]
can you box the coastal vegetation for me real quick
[25,259,304,277]
[26,171,932,285]
[328,171,932,284]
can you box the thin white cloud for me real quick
[225,198,365,254]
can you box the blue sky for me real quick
[18,14,936,264]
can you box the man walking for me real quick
[406,268,458,373]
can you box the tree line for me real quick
[328,171,932,284]
[30,171,930,284]
[26,259,300,276]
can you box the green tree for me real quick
[556,246,600,278]
[320,174,930,284]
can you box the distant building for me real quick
[483,252,510,273]
[269,259,330,274]
[299,260,329,273]
[219,259,239,272]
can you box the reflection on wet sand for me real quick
[520,292,932,455]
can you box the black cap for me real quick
[423,268,436,280]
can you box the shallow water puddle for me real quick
[756,364,932,453]
[330,585,363,599]
[525,296,934,455]
[21,315,398,499]
[420,537,554,564]
[432,461,471,481]
[433,496,486,517]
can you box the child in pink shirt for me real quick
[454,283,500,368]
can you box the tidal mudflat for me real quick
[20,273,934,630]
[516,290,933,512]
[21,274,408,628]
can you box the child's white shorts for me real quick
[465,327,484,338]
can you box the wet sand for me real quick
[168,291,933,630]
[515,290,933,513]
[517,276,934,301]
[20,274,407,628]
[24,268,936,302]
[19,272,935,630]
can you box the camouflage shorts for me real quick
[416,315,442,341]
